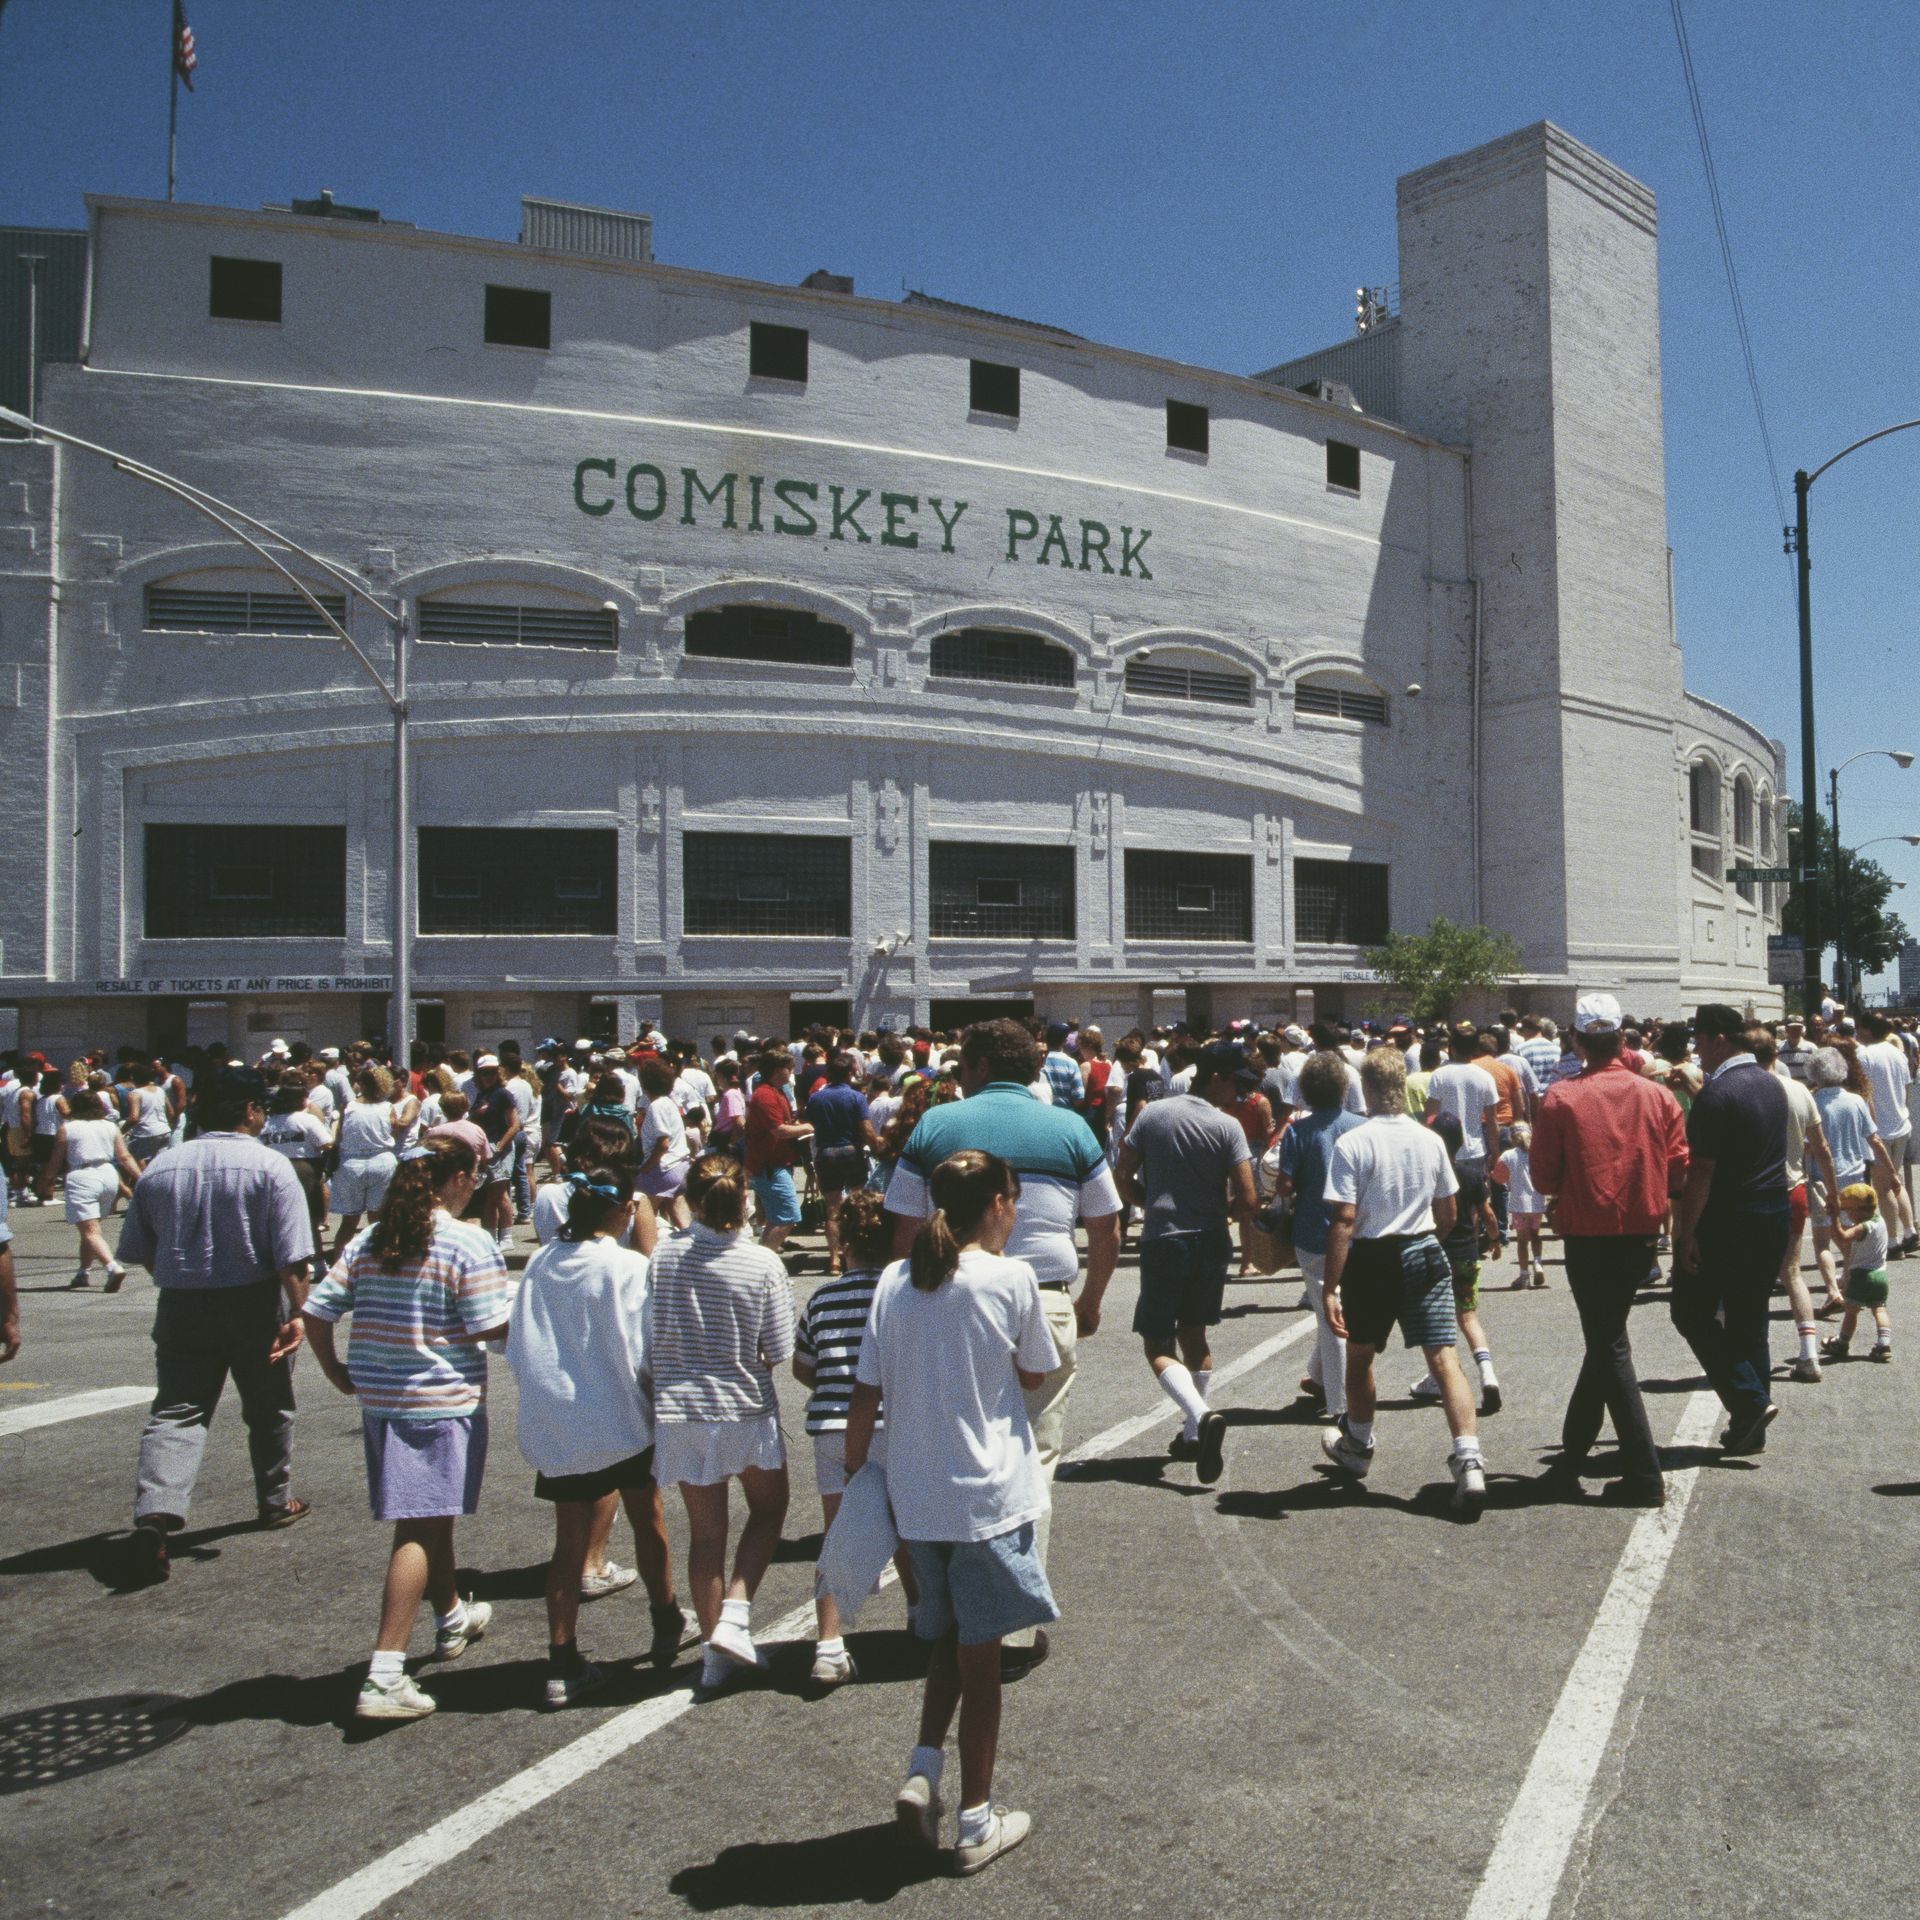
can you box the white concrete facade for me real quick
[0,122,1784,1059]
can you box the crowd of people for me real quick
[3,991,1916,1875]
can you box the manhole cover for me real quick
[0,1693,191,1793]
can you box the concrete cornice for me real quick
[1397,121,1657,239]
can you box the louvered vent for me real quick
[145,586,346,635]
[418,601,616,650]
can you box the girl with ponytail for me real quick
[509,1159,689,1707]
[300,1137,514,1722]
[647,1150,795,1693]
[842,1149,1061,1868]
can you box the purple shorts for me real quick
[362,1409,488,1521]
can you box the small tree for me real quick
[1782,804,1909,984]
[1364,916,1522,1025]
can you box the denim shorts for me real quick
[907,1522,1059,1646]
[1341,1235,1458,1351]
[751,1168,801,1226]
[1132,1226,1233,1338]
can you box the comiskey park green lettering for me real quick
[571,458,1153,577]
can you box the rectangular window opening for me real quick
[930,844,1073,940]
[418,828,617,935]
[209,256,282,323]
[1327,439,1362,492]
[750,321,809,383]
[1166,399,1210,455]
[1175,885,1215,913]
[484,284,551,349]
[684,605,852,668]
[970,360,1020,418]
[145,824,345,939]
[976,877,1022,908]
[1125,850,1251,943]
[684,833,850,937]
[1293,858,1390,946]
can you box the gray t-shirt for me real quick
[114,1131,315,1290]
[1125,1094,1252,1240]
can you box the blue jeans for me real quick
[511,1134,534,1220]
[1670,1204,1790,1427]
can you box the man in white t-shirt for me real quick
[1319,1044,1485,1511]
[1857,1011,1919,1251]
[1425,1025,1501,1169]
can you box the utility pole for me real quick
[1791,470,1819,1020]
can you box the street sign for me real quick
[1768,934,1806,985]
[1728,866,1795,884]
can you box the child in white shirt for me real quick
[1493,1123,1545,1288]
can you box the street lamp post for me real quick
[0,404,415,1063]
[1833,829,1920,1009]
[1789,419,1920,1020]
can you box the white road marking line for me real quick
[1462,1387,1724,1920]
[281,1306,1316,1920]
[1063,1310,1318,1467]
[0,1385,151,1436]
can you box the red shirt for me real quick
[744,1082,796,1176]
[1530,1059,1689,1236]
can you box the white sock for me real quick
[1875,1328,1893,1349]
[1346,1415,1375,1447]
[908,1744,945,1786]
[957,1802,994,1846]
[1158,1362,1210,1434]
[1452,1433,1483,1460]
[1194,1365,1212,1403]
[1798,1328,1820,1361]
[1474,1348,1498,1386]
[369,1649,406,1685]
[435,1599,468,1634]
[720,1596,752,1630]
[815,1635,845,1661]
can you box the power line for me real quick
[1669,0,1789,534]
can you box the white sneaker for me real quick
[895,1773,943,1850]
[1320,1416,1374,1479]
[434,1599,493,1660]
[810,1646,857,1688]
[1408,1373,1442,1401]
[544,1660,609,1709]
[954,1808,1032,1875]
[580,1560,638,1602]
[355,1672,437,1720]
[707,1616,760,1668]
[1791,1355,1822,1384]
[1450,1450,1487,1513]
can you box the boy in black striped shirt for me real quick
[794,1190,912,1684]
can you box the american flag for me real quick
[173,0,196,90]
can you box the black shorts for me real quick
[815,1146,870,1194]
[1132,1227,1233,1338]
[534,1446,656,1504]
[1340,1234,1458,1351]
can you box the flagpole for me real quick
[167,0,178,202]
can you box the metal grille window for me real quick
[145,585,347,635]
[417,828,617,935]
[683,833,851,937]
[749,321,808,383]
[1294,679,1388,724]
[684,605,852,668]
[1293,858,1389,946]
[209,256,281,322]
[930,843,1074,939]
[484,285,550,349]
[145,824,345,938]
[418,600,616,650]
[1125,850,1252,942]
[929,627,1075,689]
[970,360,1020,417]
[1126,657,1253,707]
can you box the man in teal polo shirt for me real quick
[886,1018,1121,1674]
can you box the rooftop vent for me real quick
[801,269,853,294]
[520,196,653,262]
[1294,378,1364,412]
[265,190,389,223]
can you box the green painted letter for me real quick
[773,479,818,536]
[1004,508,1040,561]
[880,493,920,549]
[575,457,616,516]
[681,468,739,528]
[1036,514,1073,568]
[829,486,872,543]
[624,463,666,521]
[1120,525,1153,580]
[1079,520,1114,573]
[929,497,969,553]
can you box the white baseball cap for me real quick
[474,1053,500,1070]
[1573,992,1623,1035]
[319,1047,341,1061]
[267,1038,290,1056]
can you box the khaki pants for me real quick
[1005,1285,1077,1649]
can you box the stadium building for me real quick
[0,121,1786,1061]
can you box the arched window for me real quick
[1689,760,1723,882]
[1127,647,1254,708]
[685,604,852,668]
[418,584,615,651]
[1733,773,1755,849]
[1293,670,1387,725]
[929,627,1074,689]
[145,574,345,637]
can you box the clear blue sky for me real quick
[7,0,1919,983]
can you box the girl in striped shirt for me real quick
[647,1151,794,1692]
[793,1187,916,1688]
[303,1138,513,1722]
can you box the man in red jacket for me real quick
[1531,992,1689,1506]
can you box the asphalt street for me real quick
[4,1196,1919,1920]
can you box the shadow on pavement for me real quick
[772,1530,823,1563]
[669,1822,947,1908]
[1638,1375,1711,1394]
[1056,1454,1209,1493]
[0,1517,264,1591]
[1871,1483,1920,1497]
